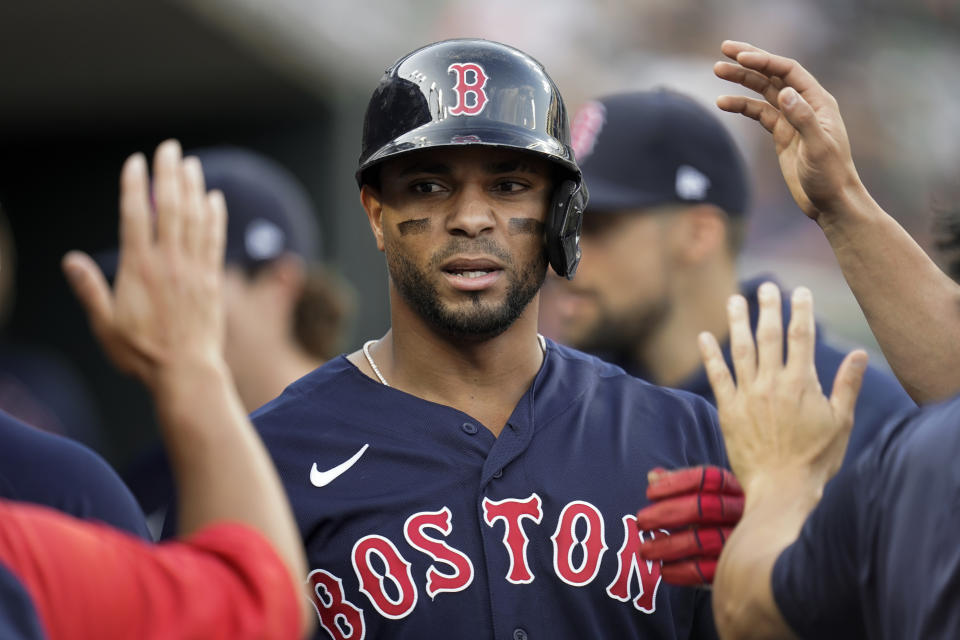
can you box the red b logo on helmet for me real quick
[448,63,489,116]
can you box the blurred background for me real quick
[1,0,957,465]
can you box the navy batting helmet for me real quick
[356,38,587,279]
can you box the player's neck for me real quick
[357,298,546,436]
[232,341,324,413]
[638,263,738,388]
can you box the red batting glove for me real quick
[635,466,744,586]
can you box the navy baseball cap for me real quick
[97,146,321,277]
[570,89,750,215]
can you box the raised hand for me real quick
[62,140,227,393]
[699,282,868,497]
[713,40,864,224]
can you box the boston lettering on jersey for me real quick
[254,345,724,639]
[307,494,664,639]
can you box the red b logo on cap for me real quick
[448,63,489,116]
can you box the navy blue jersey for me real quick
[664,277,914,465]
[772,394,960,639]
[254,340,725,639]
[0,563,45,640]
[0,409,149,539]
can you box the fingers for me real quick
[776,87,826,144]
[736,51,822,102]
[180,156,207,257]
[830,349,868,424]
[715,95,781,134]
[646,466,743,501]
[715,41,833,144]
[62,251,113,336]
[697,331,737,406]
[720,39,765,62]
[132,142,220,265]
[661,559,716,586]
[755,282,783,376]
[635,492,744,529]
[727,294,756,388]
[713,60,783,107]
[153,139,183,248]
[118,153,151,269]
[205,190,228,268]
[784,286,817,379]
[699,331,735,405]
[638,526,732,562]
[720,40,822,98]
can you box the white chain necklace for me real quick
[362,339,389,386]
[362,335,547,388]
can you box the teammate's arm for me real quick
[699,283,866,639]
[713,40,960,404]
[62,140,313,637]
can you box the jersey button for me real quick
[493,468,503,479]
[461,422,479,435]
[513,628,528,640]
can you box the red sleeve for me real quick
[0,500,300,640]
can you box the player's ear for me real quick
[674,204,727,266]
[360,184,386,252]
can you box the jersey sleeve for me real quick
[770,464,867,639]
[0,409,150,539]
[0,500,300,640]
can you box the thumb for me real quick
[778,87,824,141]
[829,349,868,424]
[62,251,114,335]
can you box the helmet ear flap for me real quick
[546,179,587,279]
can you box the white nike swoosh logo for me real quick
[310,444,369,487]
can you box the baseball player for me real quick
[692,41,960,639]
[251,39,726,638]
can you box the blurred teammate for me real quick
[692,41,960,639]
[249,39,726,639]
[195,147,354,412]
[0,141,313,639]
